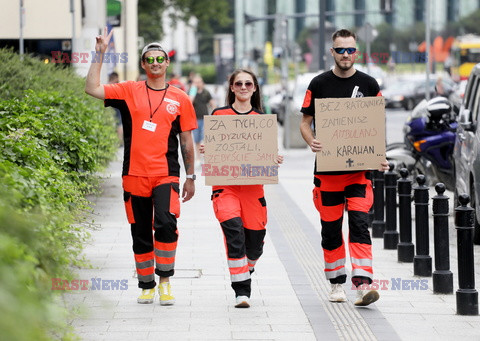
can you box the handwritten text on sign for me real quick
[203,115,278,185]
[315,97,386,172]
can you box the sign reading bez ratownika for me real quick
[203,115,278,186]
[315,97,386,172]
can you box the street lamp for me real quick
[19,0,24,58]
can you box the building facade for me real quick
[0,0,139,81]
[235,0,480,69]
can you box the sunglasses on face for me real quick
[233,81,254,90]
[144,56,166,64]
[333,47,357,55]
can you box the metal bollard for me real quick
[397,168,414,262]
[432,183,453,294]
[413,175,432,276]
[384,163,399,249]
[455,194,478,315]
[372,170,385,238]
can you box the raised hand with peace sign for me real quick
[95,26,114,55]
[85,27,112,99]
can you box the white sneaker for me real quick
[235,295,250,308]
[354,289,379,306]
[328,284,347,302]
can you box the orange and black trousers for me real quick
[312,171,374,286]
[123,175,180,289]
[211,185,267,297]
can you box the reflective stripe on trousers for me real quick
[313,172,374,283]
[123,175,180,289]
[211,185,267,297]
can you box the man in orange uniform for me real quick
[85,28,197,305]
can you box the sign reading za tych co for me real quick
[203,115,278,186]
[315,97,386,172]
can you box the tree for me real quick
[370,22,395,55]
[137,0,233,61]
[444,9,480,37]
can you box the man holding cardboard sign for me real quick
[300,29,389,307]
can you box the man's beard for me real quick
[335,58,353,71]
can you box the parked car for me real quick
[355,64,387,89]
[290,72,319,113]
[449,79,468,114]
[269,73,319,125]
[453,63,480,244]
[383,79,421,110]
[383,76,456,111]
[267,90,286,124]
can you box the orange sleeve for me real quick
[103,81,132,100]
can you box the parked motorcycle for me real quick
[386,96,457,191]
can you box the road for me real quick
[386,107,409,144]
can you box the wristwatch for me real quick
[186,174,196,180]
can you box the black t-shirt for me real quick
[300,69,381,175]
[193,89,213,119]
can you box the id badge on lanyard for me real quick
[142,120,157,132]
[144,83,168,133]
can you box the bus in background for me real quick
[450,34,480,82]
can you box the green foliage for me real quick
[138,0,233,62]
[0,48,117,340]
[444,9,480,36]
[0,48,84,101]
[369,22,396,55]
[137,0,167,44]
[179,62,217,84]
[0,205,76,341]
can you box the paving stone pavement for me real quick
[63,143,480,341]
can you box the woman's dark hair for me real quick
[226,69,262,112]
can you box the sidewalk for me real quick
[64,146,480,340]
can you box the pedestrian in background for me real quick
[168,73,186,92]
[186,71,197,100]
[85,28,197,305]
[200,69,283,308]
[191,75,215,162]
[299,29,389,306]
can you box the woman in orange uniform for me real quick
[201,69,283,308]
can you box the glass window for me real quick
[464,76,476,110]
[469,77,480,124]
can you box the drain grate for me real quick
[132,268,203,279]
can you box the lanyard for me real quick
[146,82,169,122]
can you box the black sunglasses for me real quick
[144,56,166,64]
[333,47,357,55]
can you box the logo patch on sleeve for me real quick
[302,89,312,108]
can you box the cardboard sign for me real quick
[203,115,278,185]
[315,97,386,172]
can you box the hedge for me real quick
[0,48,117,340]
